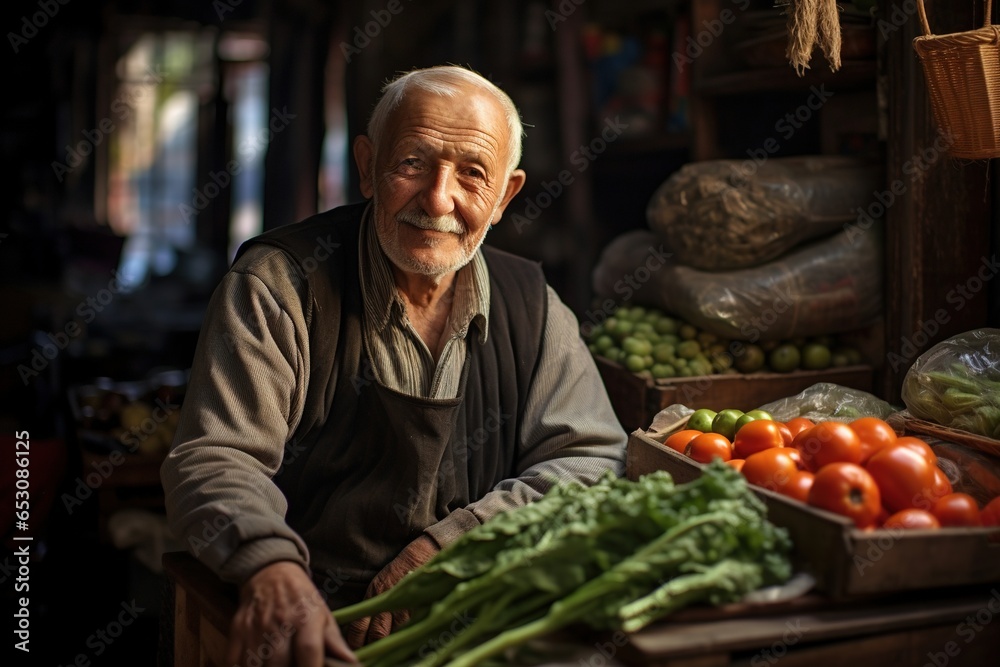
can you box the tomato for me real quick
[865,443,937,513]
[726,458,745,472]
[849,417,897,463]
[790,421,862,471]
[776,422,794,446]
[808,462,882,528]
[685,433,732,464]
[784,417,815,438]
[741,448,801,493]
[733,420,785,459]
[883,508,941,530]
[783,470,814,503]
[981,496,1000,527]
[664,429,703,454]
[931,493,981,527]
[914,466,954,510]
[894,436,937,464]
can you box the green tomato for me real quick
[734,409,772,434]
[651,363,677,379]
[711,408,745,441]
[653,343,676,364]
[625,354,648,373]
[687,408,717,433]
[654,316,679,335]
[622,337,653,357]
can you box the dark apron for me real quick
[313,358,474,607]
[235,203,547,608]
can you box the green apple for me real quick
[711,408,745,441]
[687,408,717,433]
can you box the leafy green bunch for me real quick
[333,462,792,667]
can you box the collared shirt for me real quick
[358,205,490,399]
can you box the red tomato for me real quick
[931,493,981,527]
[776,422,794,446]
[894,436,937,464]
[865,443,937,514]
[790,421,862,471]
[923,466,953,507]
[741,448,801,494]
[686,433,732,464]
[784,417,815,438]
[808,462,882,528]
[981,496,1000,527]
[883,508,941,530]
[849,417,898,463]
[733,420,785,460]
[726,458,745,472]
[783,470,814,503]
[664,429,703,454]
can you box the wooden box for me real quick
[626,429,1000,598]
[595,355,875,432]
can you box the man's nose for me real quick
[418,167,458,218]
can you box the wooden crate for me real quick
[627,429,1000,598]
[595,355,875,432]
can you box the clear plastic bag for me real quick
[756,382,896,422]
[901,328,1000,439]
[591,226,883,342]
[646,156,883,271]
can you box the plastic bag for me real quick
[929,440,1000,508]
[592,226,883,341]
[756,382,896,422]
[901,329,1000,440]
[645,403,695,439]
[646,157,883,271]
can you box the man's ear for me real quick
[353,135,375,199]
[491,169,527,223]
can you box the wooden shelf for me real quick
[696,60,877,97]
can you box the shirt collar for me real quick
[358,204,491,343]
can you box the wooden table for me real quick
[162,551,1000,666]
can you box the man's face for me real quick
[356,86,525,279]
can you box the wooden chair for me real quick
[161,551,350,667]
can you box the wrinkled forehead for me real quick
[380,86,510,153]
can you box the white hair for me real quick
[366,65,524,177]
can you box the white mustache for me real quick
[397,210,464,234]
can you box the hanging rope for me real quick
[785,0,842,75]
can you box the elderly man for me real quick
[161,65,626,666]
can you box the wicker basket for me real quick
[913,0,1000,159]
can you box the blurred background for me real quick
[0,0,996,665]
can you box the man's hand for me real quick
[227,561,357,666]
[344,534,440,648]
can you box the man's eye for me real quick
[399,158,422,171]
[464,167,485,179]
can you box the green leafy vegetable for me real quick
[333,462,792,667]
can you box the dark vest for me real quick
[234,203,547,606]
